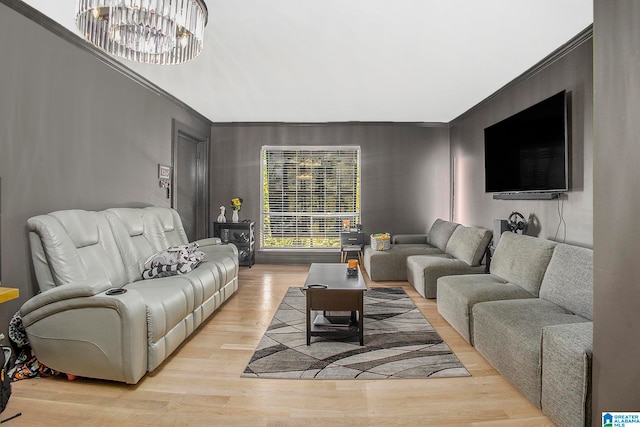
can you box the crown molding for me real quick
[212,121,449,128]
[451,24,593,124]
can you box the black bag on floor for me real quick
[1,346,11,413]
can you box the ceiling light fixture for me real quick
[76,0,208,65]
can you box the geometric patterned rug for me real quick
[242,287,470,379]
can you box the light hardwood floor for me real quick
[5,264,554,426]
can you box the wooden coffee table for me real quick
[304,263,367,346]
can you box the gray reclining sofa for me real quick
[21,206,239,384]
[437,232,593,427]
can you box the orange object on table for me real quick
[348,259,358,269]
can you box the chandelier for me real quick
[76,0,208,65]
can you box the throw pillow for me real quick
[142,243,206,279]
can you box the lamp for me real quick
[76,0,208,65]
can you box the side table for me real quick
[212,221,255,267]
[340,231,364,263]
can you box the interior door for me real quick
[172,121,209,242]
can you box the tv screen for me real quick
[484,90,568,193]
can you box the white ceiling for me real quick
[22,0,593,123]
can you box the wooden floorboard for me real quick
[5,264,555,426]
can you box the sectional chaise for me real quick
[363,219,493,298]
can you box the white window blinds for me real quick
[261,146,361,249]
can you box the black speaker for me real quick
[493,219,509,249]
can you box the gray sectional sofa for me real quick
[21,206,239,384]
[437,232,593,427]
[363,219,492,298]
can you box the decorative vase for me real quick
[232,210,239,223]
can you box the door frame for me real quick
[171,119,210,240]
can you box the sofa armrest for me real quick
[541,322,593,427]
[199,242,239,259]
[20,278,148,384]
[20,278,114,316]
[392,234,428,244]
[194,237,222,247]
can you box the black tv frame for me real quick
[484,90,569,198]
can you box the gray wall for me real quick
[210,123,451,263]
[449,37,593,247]
[0,4,210,335]
[593,0,640,416]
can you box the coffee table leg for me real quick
[306,292,311,346]
[359,292,364,346]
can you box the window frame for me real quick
[260,145,361,251]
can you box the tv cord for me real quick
[554,197,567,242]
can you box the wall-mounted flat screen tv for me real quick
[484,90,569,194]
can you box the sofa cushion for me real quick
[51,211,101,248]
[124,276,195,371]
[105,208,168,253]
[436,274,535,344]
[541,322,593,427]
[426,219,459,252]
[444,226,492,266]
[28,210,129,289]
[490,233,558,296]
[363,244,442,281]
[144,206,189,247]
[104,208,167,282]
[539,243,593,320]
[472,298,590,408]
[392,234,428,244]
[109,208,145,237]
[200,247,239,286]
[406,255,486,299]
[179,261,222,305]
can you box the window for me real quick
[261,146,361,249]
